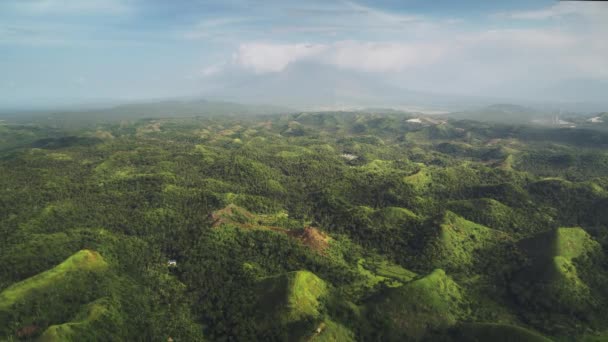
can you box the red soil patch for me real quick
[210,206,331,253]
[210,204,255,228]
[84,249,100,262]
[288,227,331,252]
[16,325,39,338]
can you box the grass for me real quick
[0,250,108,311]
[285,271,328,322]
[358,159,394,174]
[581,331,608,342]
[500,154,515,170]
[374,206,418,226]
[354,258,414,289]
[357,259,416,286]
[39,298,114,342]
[450,323,553,342]
[309,319,355,342]
[518,227,599,262]
[257,270,329,325]
[424,211,510,272]
[373,261,417,283]
[553,227,600,260]
[365,268,467,340]
[254,270,359,341]
[448,198,513,226]
[403,168,431,189]
[212,204,291,228]
[514,227,600,313]
[355,259,389,288]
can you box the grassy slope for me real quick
[355,259,417,289]
[39,298,117,342]
[256,270,356,341]
[0,250,108,311]
[514,227,601,313]
[447,323,553,342]
[257,270,328,325]
[447,198,518,232]
[423,211,511,272]
[255,271,354,341]
[365,269,466,340]
[553,227,600,260]
[286,270,328,322]
[310,319,355,342]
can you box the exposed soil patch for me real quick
[288,227,331,253]
[210,204,255,227]
[16,325,39,339]
[210,206,331,253]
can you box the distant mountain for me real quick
[205,63,403,107]
[448,104,547,124]
[538,78,608,103]
[203,62,489,111]
[9,99,292,124]
[90,99,291,119]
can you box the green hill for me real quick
[255,270,354,341]
[513,227,601,314]
[3,110,608,341]
[421,211,512,273]
[257,270,328,325]
[0,250,107,311]
[446,198,551,236]
[445,323,553,342]
[39,298,121,342]
[0,250,109,339]
[365,269,467,340]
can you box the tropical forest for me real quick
[1,107,608,341]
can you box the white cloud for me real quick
[232,41,446,74]
[234,42,327,73]
[200,63,225,77]
[325,41,445,72]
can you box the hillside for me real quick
[0,250,107,311]
[420,211,513,273]
[513,228,602,316]
[448,104,545,124]
[364,269,467,340]
[0,111,607,340]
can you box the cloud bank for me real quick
[1,0,607,108]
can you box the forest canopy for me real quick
[1,111,608,341]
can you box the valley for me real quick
[1,109,607,341]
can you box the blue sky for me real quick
[1,0,607,109]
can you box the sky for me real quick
[1,0,607,109]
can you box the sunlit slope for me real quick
[257,271,328,326]
[364,269,466,340]
[421,211,513,272]
[447,323,553,342]
[39,298,121,342]
[0,250,110,339]
[513,227,601,313]
[447,198,549,235]
[255,270,354,341]
[0,250,108,311]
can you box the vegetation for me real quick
[1,110,607,340]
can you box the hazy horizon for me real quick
[1,0,607,111]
